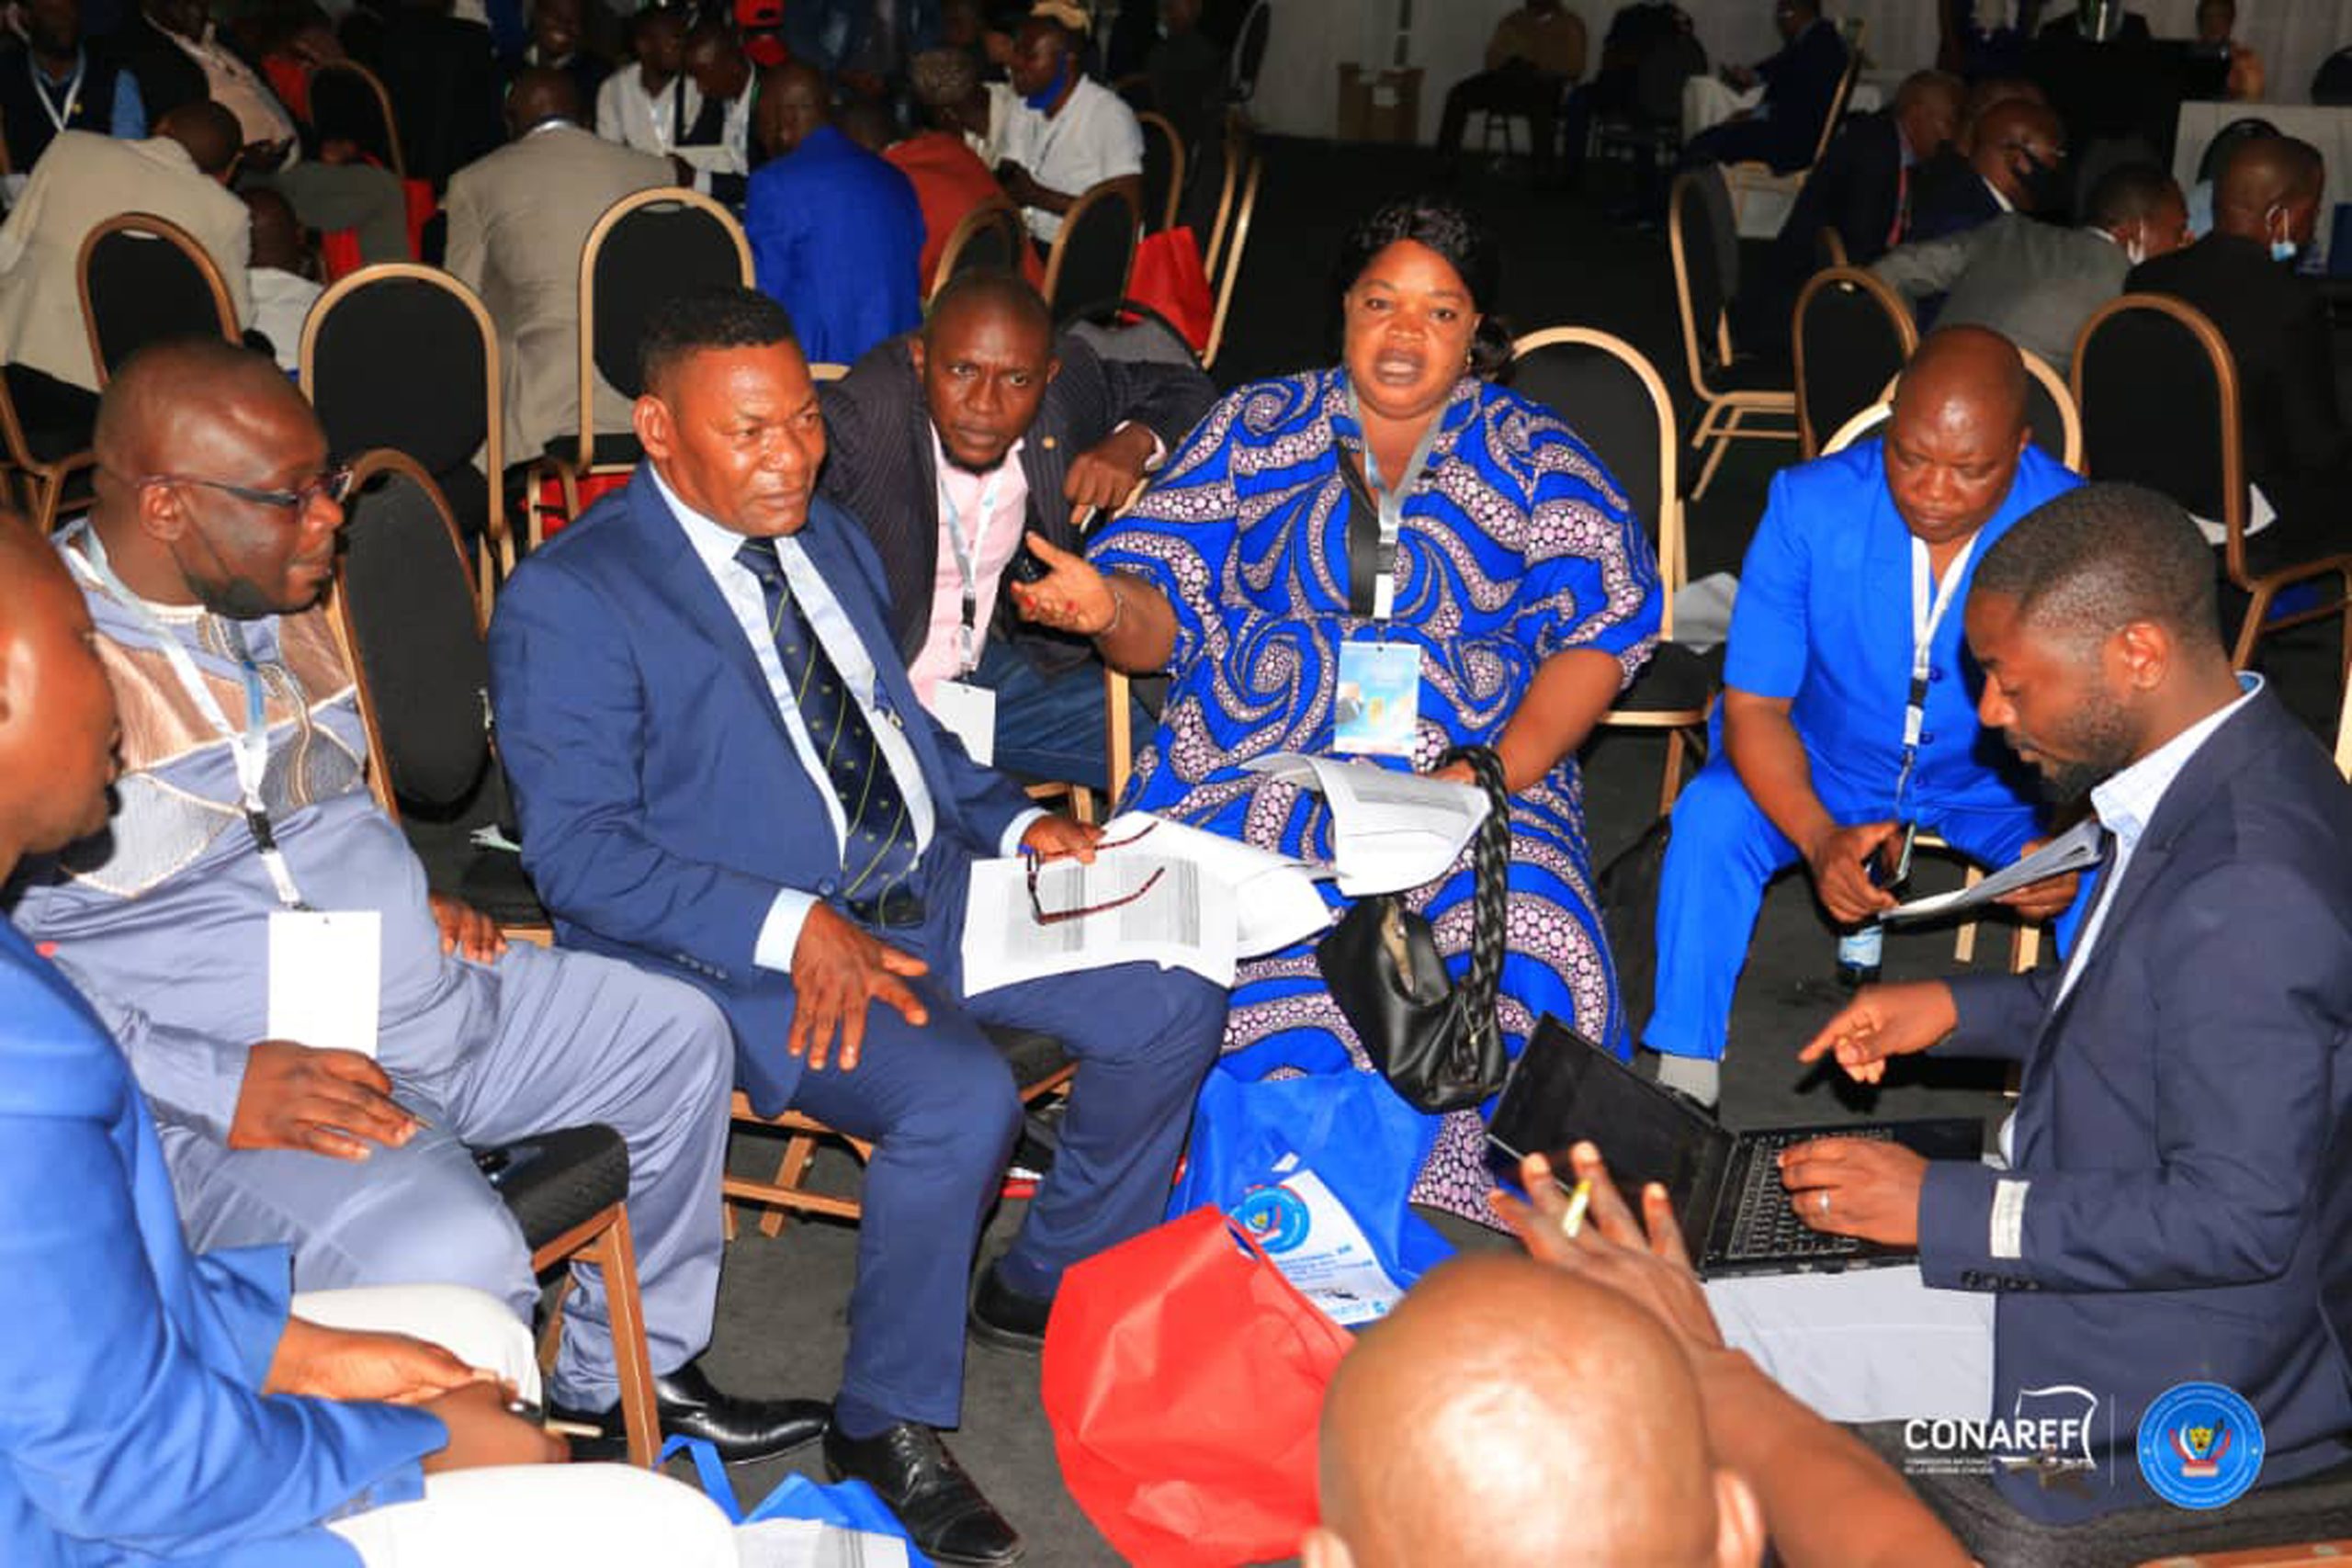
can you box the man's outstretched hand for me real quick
[1796,979,1958,1085]
[1490,1142,1725,1359]
[787,903,929,1074]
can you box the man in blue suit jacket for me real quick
[744,61,924,367]
[1645,329,2086,1104]
[0,525,744,1565]
[1758,482,2352,1526]
[489,288,1226,1568]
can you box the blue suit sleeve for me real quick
[0,1019,440,1554]
[1721,466,1814,700]
[1926,861,2346,1292]
[1940,968,2058,1065]
[490,558,793,976]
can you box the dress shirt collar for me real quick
[2089,673,2261,852]
[1984,174,2015,214]
[651,462,774,580]
[927,423,1025,491]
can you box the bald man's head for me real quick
[2214,134,2324,253]
[156,99,242,179]
[1893,70,1963,163]
[505,63,582,136]
[1885,326,2031,547]
[0,525,119,867]
[90,338,347,619]
[1306,1257,1758,1568]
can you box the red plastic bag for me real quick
[1042,1204,1354,1567]
[1125,227,1216,355]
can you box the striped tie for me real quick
[735,538,917,903]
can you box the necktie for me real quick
[735,538,918,902]
[1889,161,1911,250]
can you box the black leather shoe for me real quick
[546,1359,831,1463]
[967,1259,1052,1354]
[824,1421,1023,1567]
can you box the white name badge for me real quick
[932,678,998,767]
[267,909,383,1058]
[1333,641,1421,757]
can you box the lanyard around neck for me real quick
[1341,382,1442,623]
[31,51,85,135]
[936,456,1011,676]
[1895,529,1982,803]
[68,533,310,909]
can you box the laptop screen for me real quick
[1487,1018,1736,1235]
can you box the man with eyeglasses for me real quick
[487,287,1227,1568]
[6,335,833,1470]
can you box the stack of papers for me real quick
[960,757,1491,994]
[1240,752,1488,897]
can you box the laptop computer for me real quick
[1486,1017,1984,1279]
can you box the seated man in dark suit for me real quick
[1906,96,2065,243]
[1742,69,1963,353]
[818,270,1216,790]
[2129,135,2351,571]
[1683,0,1848,175]
[489,288,1228,1568]
[0,0,145,170]
[1709,481,2352,1528]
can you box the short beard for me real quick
[2021,690,2139,804]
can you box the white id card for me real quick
[1333,641,1420,757]
[932,678,997,766]
[267,909,383,1057]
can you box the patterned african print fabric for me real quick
[1091,368,1662,1223]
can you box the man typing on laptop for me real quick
[1706,484,2352,1527]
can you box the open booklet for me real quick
[1239,752,1489,897]
[961,813,1335,995]
[1882,817,2104,924]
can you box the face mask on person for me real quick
[1023,55,1071,111]
[2267,204,2300,264]
[2018,151,2068,214]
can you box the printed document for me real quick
[1883,818,2104,923]
[1240,752,1487,897]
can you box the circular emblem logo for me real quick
[2137,1382,2264,1509]
[1230,1186,1311,1254]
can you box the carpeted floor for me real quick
[672,135,2349,1565]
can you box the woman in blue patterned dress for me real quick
[1009,197,1661,1220]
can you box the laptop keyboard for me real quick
[1721,1127,1889,1262]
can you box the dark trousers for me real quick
[781,844,1227,1429]
[1437,65,1566,174]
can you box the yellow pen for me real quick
[1560,1177,1594,1239]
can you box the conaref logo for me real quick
[1903,1383,2106,1483]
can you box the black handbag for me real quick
[1315,743,1512,1113]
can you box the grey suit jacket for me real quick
[444,122,674,462]
[1872,213,2131,376]
[0,132,251,391]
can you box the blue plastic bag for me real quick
[659,1435,933,1564]
[1166,1066,1453,1325]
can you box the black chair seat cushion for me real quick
[541,431,644,471]
[983,1024,1071,1091]
[1612,639,1713,715]
[1713,352,1795,394]
[484,1122,628,1253]
[457,846,551,928]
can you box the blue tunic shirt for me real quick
[1724,435,2081,818]
[744,125,925,367]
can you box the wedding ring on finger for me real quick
[1818,1190,1831,1218]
